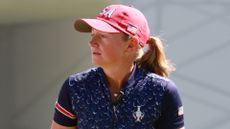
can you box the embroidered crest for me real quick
[101,8,116,18]
[133,106,144,122]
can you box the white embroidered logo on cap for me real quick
[101,8,116,18]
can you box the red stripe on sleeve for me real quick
[55,102,76,119]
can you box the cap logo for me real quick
[101,8,116,18]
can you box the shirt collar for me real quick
[97,63,146,95]
[97,63,146,87]
[128,63,146,82]
[98,63,145,84]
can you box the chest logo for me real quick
[133,106,144,122]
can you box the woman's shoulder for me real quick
[66,67,102,85]
[145,72,178,92]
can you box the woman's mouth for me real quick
[92,52,101,55]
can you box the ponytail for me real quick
[136,36,175,77]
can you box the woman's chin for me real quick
[91,60,102,66]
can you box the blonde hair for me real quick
[136,36,175,77]
[122,33,175,77]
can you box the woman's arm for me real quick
[154,81,185,129]
[52,79,77,128]
[51,121,76,129]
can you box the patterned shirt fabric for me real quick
[53,64,184,129]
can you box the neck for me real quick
[103,63,134,91]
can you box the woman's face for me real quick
[89,29,128,68]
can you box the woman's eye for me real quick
[100,34,107,38]
[91,33,95,37]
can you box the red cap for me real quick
[74,4,150,47]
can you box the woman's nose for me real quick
[89,36,99,47]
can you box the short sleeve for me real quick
[53,78,77,127]
[154,80,185,129]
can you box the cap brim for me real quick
[74,18,120,33]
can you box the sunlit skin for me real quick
[51,121,75,129]
[89,29,130,69]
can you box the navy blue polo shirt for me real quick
[53,65,184,129]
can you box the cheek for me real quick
[104,47,118,58]
[104,45,123,59]
[101,37,126,60]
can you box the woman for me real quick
[51,4,185,129]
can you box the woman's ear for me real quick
[126,36,139,51]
